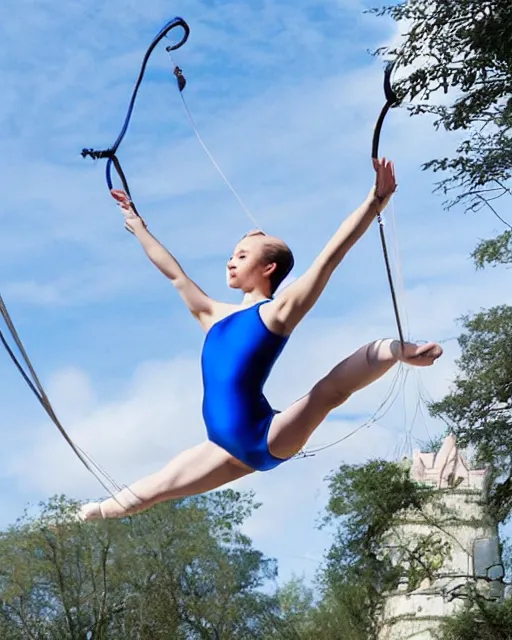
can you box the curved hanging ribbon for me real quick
[371,62,405,350]
[372,62,398,158]
[81,17,190,214]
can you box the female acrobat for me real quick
[79,158,442,521]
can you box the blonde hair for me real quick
[242,230,294,295]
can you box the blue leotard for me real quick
[201,300,289,471]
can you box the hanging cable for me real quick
[83,17,262,232]
[165,47,262,230]
[389,195,411,341]
[81,17,190,215]
[0,295,123,498]
[371,62,406,350]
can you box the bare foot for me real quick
[393,341,443,367]
[79,502,104,522]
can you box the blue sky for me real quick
[1,0,511,588]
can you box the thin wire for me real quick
[75,446,123,493]
[416,372,452,430]
[392,365,430,462]
[389,195,411,340]
[299,363,407,456]
[401,373,412,457]
[415,371,432,443]
[166,49,262,230]
[392,367,415,461]
[374,190,437,461]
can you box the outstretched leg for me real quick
[79,440,254,521]
[267,338,442,460]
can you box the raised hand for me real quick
[372,157,397,211]
[111,189,147,234]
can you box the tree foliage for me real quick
[436,592,512,640]
[429,305,512,523]
[370,0,512,220]
[472,229,512,269]
[316,460,436,639]
[0,492,289,639]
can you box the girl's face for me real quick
[226,235,274,292]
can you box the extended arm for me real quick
[112,190,214,322]
[277,159,396,331]
[136,227,214,318]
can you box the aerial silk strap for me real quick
[81,17,190,214]
[0,295,123,497]
[372,62,405,350]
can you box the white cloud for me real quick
[6,356,204,497]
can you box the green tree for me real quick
[314,460,436,639]
[0,491,288,639]
[233,576,318,640]
[305,582,375,640]
[472,229,512,270]
[120,490,280,639]
[429,305,512,523]
[0,495,129,639]
[436,593,512,640]
[371,0,512,256]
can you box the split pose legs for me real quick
[80,338,441,521]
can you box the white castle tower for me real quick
[378,434,505,640]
